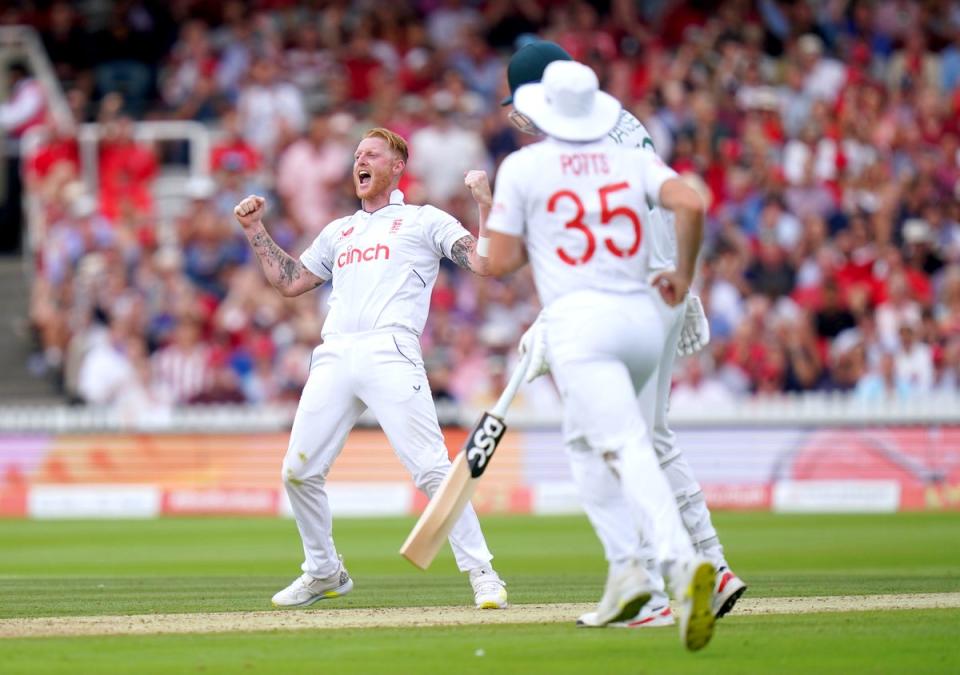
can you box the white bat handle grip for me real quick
[490,351,531,419]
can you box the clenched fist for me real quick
[464,170,492,208]
[651,270,691,307]
[234,195,266,229]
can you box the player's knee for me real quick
[281,459,323,489]
[281,464,302,488]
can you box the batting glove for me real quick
[677,294,710,357]
[518,317,550,382]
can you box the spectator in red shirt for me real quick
[97,116,157,221]
[24,123,80,188]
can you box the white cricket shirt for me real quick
[300,189,470,337]
[487,137,678,308]
[607,109,676,273]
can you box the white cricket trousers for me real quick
[544,289,694,568]
[282,328,493,578]
[637,299,726,568]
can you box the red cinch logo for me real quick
[337,244,390,268]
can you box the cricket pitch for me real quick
[2,592,958,638]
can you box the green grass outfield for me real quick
[1,512,959,673]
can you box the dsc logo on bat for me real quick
[465,413,506,478]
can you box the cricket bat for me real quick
[400,352,530,570]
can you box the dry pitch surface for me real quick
[3,592,958,638]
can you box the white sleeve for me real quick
[299,223,336,281]
[487,151,526,236]
[421,205,471,259]
[635,148,680,207]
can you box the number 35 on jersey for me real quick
[549,182,643,266]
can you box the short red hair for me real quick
[363,128,409,163]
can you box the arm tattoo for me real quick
[450,235,477,272]
[250,229,305,288]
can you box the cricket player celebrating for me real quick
[483,60,716,651]
[501,41,746,627]
[233,128,508,610]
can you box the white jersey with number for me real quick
[607,109,676,273]
[300,189,469,338]
[487,137,679,308]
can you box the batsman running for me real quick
[501,41,746,627]
[483,60,716,650]
[234,128,508,610]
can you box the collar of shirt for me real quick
[356,189,407,220]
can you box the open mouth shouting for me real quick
[352,135,404,204]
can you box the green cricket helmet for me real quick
[501,40,573,106]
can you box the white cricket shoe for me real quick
[591,559,654,626]
[577,602,675,628]
[712,566,747,618]
[271,560,354,608]
[470,566,508,609]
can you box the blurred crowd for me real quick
[5,0,960,413]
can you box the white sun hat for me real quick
[513,60,622,142]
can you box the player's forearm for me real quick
[472,201,492,275]
[463,169,493,275]
[660,179,704,283]
[451,235,489,276]
[673,207,703,283]
[245,222,319,296]
[469,238,490,276]
[476,201,490,240]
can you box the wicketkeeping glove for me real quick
[677,294,710,357]
[518,316,550,382]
